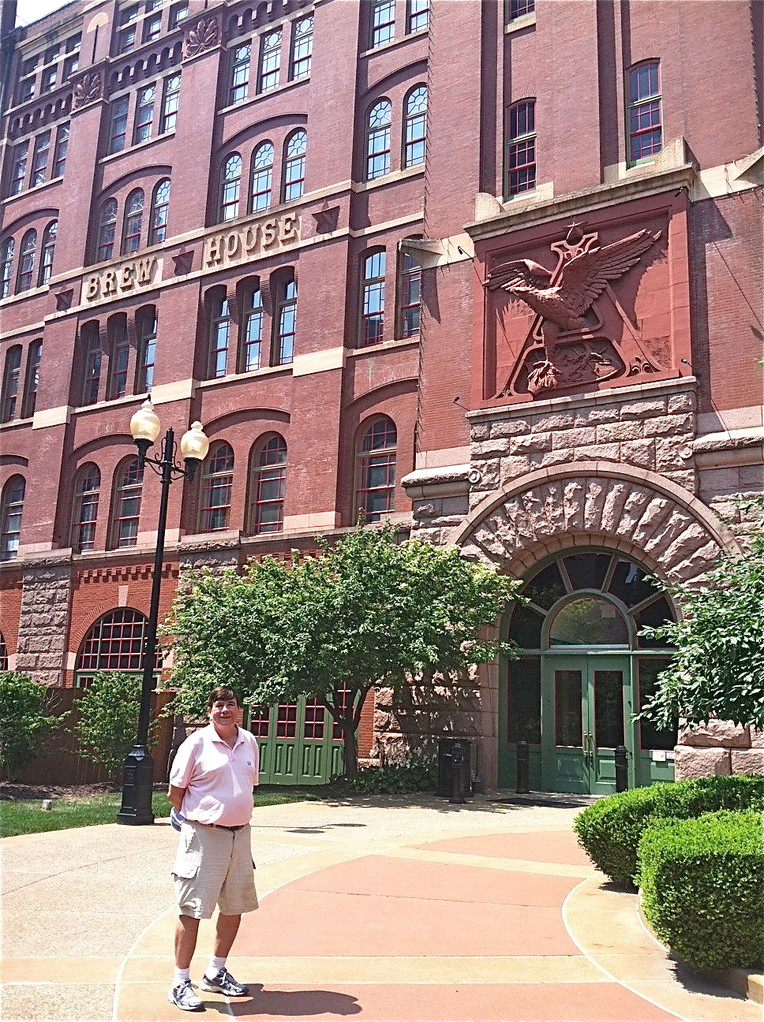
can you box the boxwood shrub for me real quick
[638,809,764,970]
[573,774,764,884]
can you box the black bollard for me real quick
[516,740,530,794]
[449,741,467,804]
[615,745,628,792]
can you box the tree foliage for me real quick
[169,526,521,774]
[641,499,764,730]
[74,671,156,775]
[0,672,66,780]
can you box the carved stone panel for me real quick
[475,194,691,406]
[72,70,103,111]
[183,16,221,59]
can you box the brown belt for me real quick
[191,820,248,833]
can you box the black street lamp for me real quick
[117,400,209,825]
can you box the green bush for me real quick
[0,672,67,780]
[348,753,438,795]
[573,774,764,884]
[638,809,764,970]
[74,671,157,775]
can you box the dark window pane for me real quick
[523,562,566,610]
[507,657,541,744]
[594,670,624,748]
[563,552,611,592]
[555,670,582,747]
[638,658,677,750]
[608,558,657,607]
[635,597,676,648]
[508,605,543,648]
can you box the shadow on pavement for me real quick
[228,986,361,1016]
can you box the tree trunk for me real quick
[341,718,359,777]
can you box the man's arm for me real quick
[168,784,187,813]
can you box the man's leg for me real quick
[175,914,200,970]
[213,913,241,958]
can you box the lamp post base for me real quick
[116,745,155,825]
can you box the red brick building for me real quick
[0,0,761,790]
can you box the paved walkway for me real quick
[1,793,760,1022]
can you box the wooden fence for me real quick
[12,687,177,787]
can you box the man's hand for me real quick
[168,784,187,813]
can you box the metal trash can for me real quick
[437,738,471,798]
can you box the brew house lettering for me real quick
[203,211,300,268]
[84,256,159,303]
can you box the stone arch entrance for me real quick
[449,462,740,789]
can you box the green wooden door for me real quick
[246,698,345,785]
[542,654,633,796]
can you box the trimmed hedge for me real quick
[638,809,764,970]
[573,774,764,884]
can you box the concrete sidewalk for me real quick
[1,792,759,1022]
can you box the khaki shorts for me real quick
[172,822,258,919]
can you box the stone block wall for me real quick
[675,721,764,779]
[15,555,73,686]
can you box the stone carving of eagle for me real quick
[485,228,661,391]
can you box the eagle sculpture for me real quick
[486,228,661,392]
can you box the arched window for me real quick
[355,416,396,522]
[136,307,157,392]
[250,141,274,212]
[219,153,242,222]
[208,291,232,378]
[149,178,171,244]
[0,238,14,299]
[282,130,307,201]
[107,315,130,400]
[111,457,143,548]
[22,339,42,418]
[240,287,264,372]
[248,433,286,534]
[81,322,102,405]
[38,220,57,285]
[398,248,422,338]
[403,85,427,168]
[505,99,536,196]
[628,60,662,163]
[1,475,25,561]
[359,249,386,347]
[366,99,392,180]
[199,441,234,532]
[71,463,100,552]
[1,346,22,422]
[121,188,144,255]
[75,608,159,687]
[258,29,282,92]
[16,230,37,292]
[274,275,297,365]
[97,198,118,262]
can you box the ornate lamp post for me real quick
[116,400,209,825]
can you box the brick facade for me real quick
[1,0,761,787]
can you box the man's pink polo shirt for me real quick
[170,723,259,827]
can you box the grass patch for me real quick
[0,786,319,838]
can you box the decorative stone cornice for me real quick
[401,464,471,499]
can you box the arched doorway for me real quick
[500,549,677,794]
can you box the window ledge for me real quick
[354,164,425,193]
[198,363,293,388]
[360,27,428,60]
[100,128,175,165]
[218,74,308,116]
[348,336,419,358]
[0,415,34,430]
[2,174,64,206]
[504,13,536,35]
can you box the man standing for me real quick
[167,686,259,1012]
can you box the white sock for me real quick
[173,967,190,987]
[206,956,226,978]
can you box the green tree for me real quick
[170,526,521,774]
[0,672,66,780]
[641,500,764,731]
[74,671,156,775]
